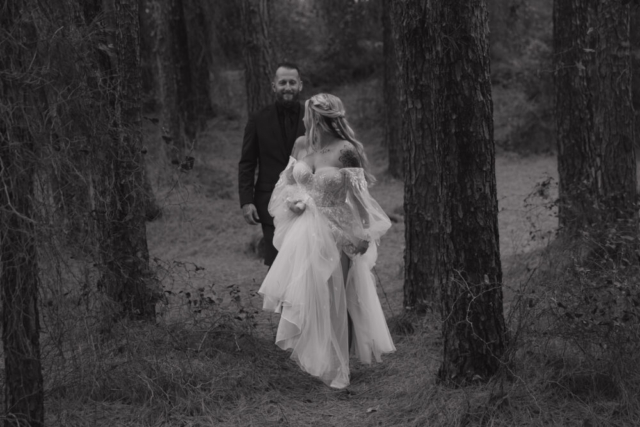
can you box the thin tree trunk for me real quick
[318,0,359,77]
[171,0,196,144]
[395,0,506,384]
[157,0,187,165]
[183,0,215,123]
[0,2,45,424]
[383,0,403,179]
[240,0,275,115]
[554,0,637,232]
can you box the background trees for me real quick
[394,0,506,383]
[1,0,638,424]
[1,0,161,419]
[142,0,214,167]
[382,0,403,178]
[554,0,637,233]
[239,0,276,115]
[91,0,158,319]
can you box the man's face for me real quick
[272,67,302,104]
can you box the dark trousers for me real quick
[261,223,278,266]
[255,190,278,266]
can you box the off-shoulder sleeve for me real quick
[268,156,296,218]
[342,168,391,245]
[267,157,311,250]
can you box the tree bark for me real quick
[92,0,158,319]
[157,0,189,166]
[383,0,403,179]
[0,137,44,427]
[170,0,196,144]
[153,0,213,168]
[554,0,637,233]
[0,1,45,425]
[395,0,506,384]
[183,0,215,122]
[633,6,640,148]
[240,0,276,116]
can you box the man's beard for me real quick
[277,91,300,106]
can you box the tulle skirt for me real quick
[259,200,395,389]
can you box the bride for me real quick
[258,93,395,389]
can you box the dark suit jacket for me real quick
[238,103,305,226]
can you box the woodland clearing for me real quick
[38,78,640,427]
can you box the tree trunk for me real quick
[154,0,213,168]
[92,0,158,319]
[395,0,506,385]
[0,136,44,427]
[383,0,403,179]
[36,0,95,246]
[554,0,637,233]
[171,0,197,144]
[633,6,640,148]
[138,0,169,219]
[0,2,45,425]
[317,0,360,82]
[240,0,275,115]
[157,0,189,166]
[183,0,215,122]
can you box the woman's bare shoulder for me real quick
[337,142,361,168]
[292,136,309,160]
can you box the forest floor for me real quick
[41,79,640,426]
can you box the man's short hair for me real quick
[274,62,301,79]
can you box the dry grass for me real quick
[37,78,640,426]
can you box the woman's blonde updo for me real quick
[304,93,375,184]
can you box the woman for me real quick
[258,93,395,389]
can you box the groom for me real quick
[238,62,305,266]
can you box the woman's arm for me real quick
[339,146,370,230]
[342,165,371,255]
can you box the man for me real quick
[238,62,305,266]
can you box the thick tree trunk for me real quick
[554,0,637,232]
[395,0,441,311]
[395,0,506,384]
[92,0,158,319]
[35,0,95,244]
[0,2,45,425]
[240,0,275,115]
[383,0,403,179]
[633,6,640,148]
[0,136,44,427]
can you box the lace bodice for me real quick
[291,160,364,207]
[269,157,391,254]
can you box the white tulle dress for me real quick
[258,157,395,388]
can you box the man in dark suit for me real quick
[238,62,306,266]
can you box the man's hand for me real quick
[354,238,369,255]
[242,203,260,225]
